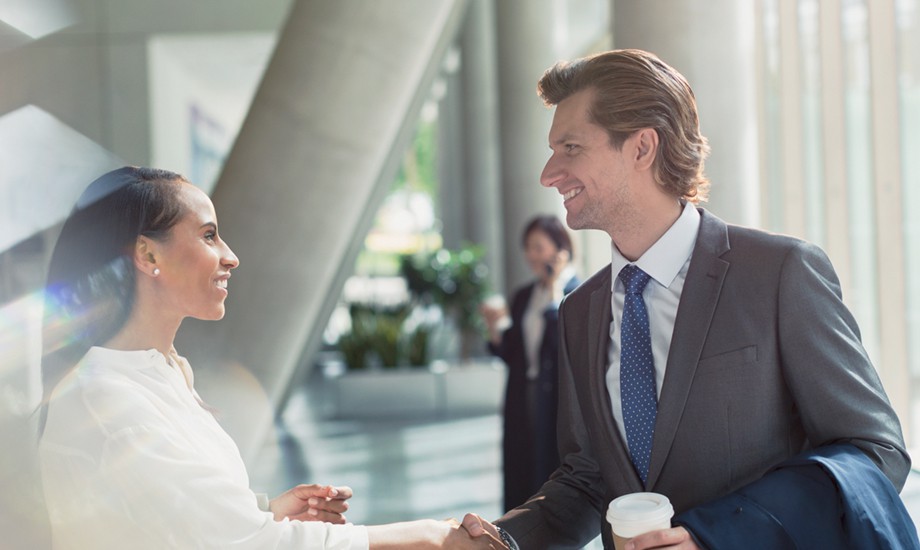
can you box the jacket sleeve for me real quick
[495,299,607,548]
[776,241,910,488]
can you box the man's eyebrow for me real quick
[550,132,578,146]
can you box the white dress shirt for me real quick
[606,201,700,449]
[39,346,369,550]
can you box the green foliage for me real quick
[337,303,410,370]
[400,244,491,333]
[336,116,492,368]
[371,305,410,368]
[337,304,373,370]
[405,323,431,367]
[391,118,438,198]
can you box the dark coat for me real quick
[675,443,920,549]
[490,274,580,511]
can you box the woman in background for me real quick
[480,215,579,511]
[39,166,501,550]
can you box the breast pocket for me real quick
[697,345,758,373]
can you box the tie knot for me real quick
[619,265,651,295]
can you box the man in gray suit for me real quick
[463,49,910,549]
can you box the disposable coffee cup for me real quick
[606,492,674,550]
[481,294,511,331]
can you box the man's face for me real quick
[540,88,638,236]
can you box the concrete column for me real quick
[175,0,470,462]
[459,0,505,293]
[494,0,567,293]
[612,0,760,226]
[494,0,613,291]
[438,53,467,251]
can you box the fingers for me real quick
[322,485,353,501]
[461,513,486,537]
[291,484,353,500]
[307,495,349,514]
[460,513,504,544]
[290,508,349,524]
[447,519,507,550]
[286,494,349,523]
[278,484,353,524]
[626,527,695,550]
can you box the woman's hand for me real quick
[368,518,507,549]
[479,297,510,345]
[269,484,353,523]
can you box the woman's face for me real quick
[154,184,239,321]
[523,229,562,280]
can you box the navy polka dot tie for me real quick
[619,265,657,485]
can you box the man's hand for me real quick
[269,484,353,523]
[461,514,509,549]
[624,526,699,550]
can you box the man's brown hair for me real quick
[538,49,710,203]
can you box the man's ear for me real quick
[134,236,160,278]
[633,128,659,172]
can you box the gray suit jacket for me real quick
[496,209,910,549]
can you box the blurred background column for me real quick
[495,0,612,291]
[459,0,505,294]
[612,0,760,226]
[175,0,469,462]
[494,0,567,293]
[438,0,506,294]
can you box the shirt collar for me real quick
[611,200,700,290]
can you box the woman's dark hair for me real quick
[521,214,574,260]
[39,166,187,433]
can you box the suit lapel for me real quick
[587,268,645,491]
[646,210,731,488]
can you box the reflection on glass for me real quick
[0,105,121,254]
[148,34,277,194]
[0,0,77,41]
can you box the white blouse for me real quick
[39,346,368,550]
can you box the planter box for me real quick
[319,357,506,419]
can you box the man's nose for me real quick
[540,154,563,188]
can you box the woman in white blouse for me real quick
[39,166,502,550]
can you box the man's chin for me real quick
[565,212,593,231]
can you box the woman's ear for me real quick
[134,236,160,278]
[557,249,571,263]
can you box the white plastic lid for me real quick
[606,492,674,533]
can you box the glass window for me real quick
[896,0,920,435]
[798,0,826,248]
[761,0,785,233]
[841,0,881,362]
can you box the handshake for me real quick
[281,484,687,549]
[271,483,512,549]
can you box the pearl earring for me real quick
[153,268,160,277]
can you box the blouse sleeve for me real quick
[99,423,369,550]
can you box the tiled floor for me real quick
[250,370,920,548]
[249,373,506,526]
